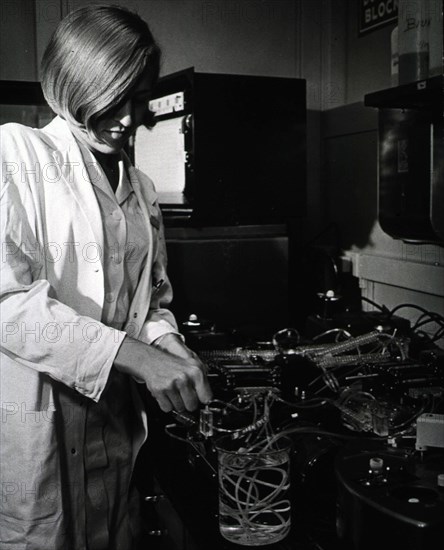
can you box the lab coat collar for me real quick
[44,117,157,198]
[43,116,157,236]
[43,116,105,268]
[124,154,158,207]
[42,115,77,151]
[78,145,133,206]
[45,117,137,206]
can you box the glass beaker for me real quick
[216,436,292,546]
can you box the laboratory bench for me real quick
[133,317,444,550]
[134,397,342,550]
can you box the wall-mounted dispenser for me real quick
[365,75,444,244]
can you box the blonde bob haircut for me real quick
[41,5,160,140]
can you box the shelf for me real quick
[364,75,443,110]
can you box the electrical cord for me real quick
[262,426,368,452]
[413,312,444,331]
[359,300,444,345]
[389,303,444,324]
[361,296,390,313]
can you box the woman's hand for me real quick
[114,335,212,413]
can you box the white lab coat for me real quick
[0,116,179,549]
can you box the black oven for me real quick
[132,67,307,227]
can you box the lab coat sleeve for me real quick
[0,174,126,403]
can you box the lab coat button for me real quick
[133,312,138,318]
[112,210,122,221]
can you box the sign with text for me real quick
[359,0,398,35]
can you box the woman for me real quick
[0,5,212,550]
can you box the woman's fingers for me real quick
[194,369,213,405]
[172,382,199,412]
[169,365,211,412]
[149,359,213,413]
[154,392,174,413]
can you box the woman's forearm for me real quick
[114,335,213,412]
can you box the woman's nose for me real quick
[115,100,133,127]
